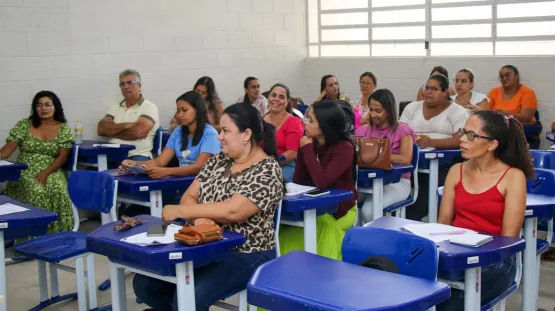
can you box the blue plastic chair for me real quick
[14,171,118,311]
[530,150,555,170]
[152,126,163,158]
[62,142,79,173]
[213,201,283,311]
[343,226,439,281]
[297,104,309,115]
[383,144,420,219]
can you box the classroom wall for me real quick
[0,0,307,146]
[301,57,555,148]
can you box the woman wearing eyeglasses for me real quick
[416,66,456,101]
[0,91,74,241]
[437,110,532,311]
[400,74,468,221]
[351,72,377,126]
[451,68,489,115]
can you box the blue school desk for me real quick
[357,164,414,220]
[418,148,461,223]
[0,162,27,183]
[0,195,57,311]
[366,216,525,311]
[86,215,245,311]
[281,189,353,254]
[248,250,451,311]
[77,140,136,171]
[108,170,195,218]
[546,131,555,143]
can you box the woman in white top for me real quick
[400,74,468,149]
[451,69,489,115]
[351,72,377,126]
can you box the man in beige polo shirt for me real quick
[97,69,160,161]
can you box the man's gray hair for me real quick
[119,69,141,83]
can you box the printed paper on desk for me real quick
[401,223,476,244]
[0,203,29,216]
[121,224,182,246]
[285,183,317,196]
[0,160,14,166]
[93,143,121,148]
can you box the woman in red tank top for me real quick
[437,110,534,311]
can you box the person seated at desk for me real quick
[121,91,220,179]
[451,68,489,115]
[280,100,358,260]
[351,72,378,126]
[488,65,540,148]
[170,76,224,133]
[237,76,268,116]
[315,74,351,103]
[355,89,416,223]
[262,83,304,182]
[134,103,284,311]
[437,110,533,311]
[0,91,74,239]
[416,66,456,101]
[400,74,468,221]
[97,69,160,161]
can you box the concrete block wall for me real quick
[0,0,307,147]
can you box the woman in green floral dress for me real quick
[0,91,74,238]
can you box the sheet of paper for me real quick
[0,160,13,166]
[401,223,476,244]
[121,224,182,246]
[418,147,436,152]
[285,183,317,196]
[0,203,29,216]
[93,143,121,148]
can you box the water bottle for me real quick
[74,121,83,144]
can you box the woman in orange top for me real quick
[488,65,538,123]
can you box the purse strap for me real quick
[355,138,384,165]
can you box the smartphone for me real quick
[147,224,167,237]
[303,189,330,197]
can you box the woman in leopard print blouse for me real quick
[133,103,284,311]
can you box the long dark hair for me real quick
[472,110,534,179]
[242,76,258,105]
[428,74,451,100]
[223,103,285,193]
[193,76,221,116]
[30,91,67,128]
[312,100,357,178]
[320,74,341,97]
[369,89,398,131]
[176,91,207,151]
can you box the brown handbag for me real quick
[174,224,223,246]
[352,136,392,170]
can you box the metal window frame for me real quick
[308,0,555,57]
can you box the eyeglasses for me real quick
[36,103,54,109]
[454,78,469,84]
[422,85,440,93]
[359,82,374,86]
[458,128,493,141]
[498,73,514,81]
[119,80,139,87]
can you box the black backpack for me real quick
[335,100,355,135]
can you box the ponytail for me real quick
[501,118,535,179]
[261,120,279,161]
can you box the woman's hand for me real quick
[299,136,313,147]
[145,167,169,179]
[34,171,50,187]
[119,159,136,172]
[162,205,180,223]
[416,135,432,148]
[316,90,327,101]
[194,218,216,226]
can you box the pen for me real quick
[429,230,467,235]
[415,136,422,141]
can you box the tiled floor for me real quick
[3,220,554,311]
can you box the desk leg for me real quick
[304,209,317,254]
[97,154,108,172]
[0,232,6,311]
[464,267,481,311]
[428,159,439,223]
[110,262,127,311]
[175,261,195,311]
[150,190,163,218]
[372,178,384,221]
[522,217,538,311]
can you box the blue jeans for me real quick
[437,258,516,311]
[127,155,151,161]
[281,160,296,183]
[133,249,276,311]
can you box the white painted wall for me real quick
[302,56,555,148]
[0,0,307,147]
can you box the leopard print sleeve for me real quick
[235,158,284,212]
[197,152,225,183]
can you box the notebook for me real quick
[449,233,493,247]
[401,223,490,245]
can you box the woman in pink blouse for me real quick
[355,89,417,223]
[263,83,304,182]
